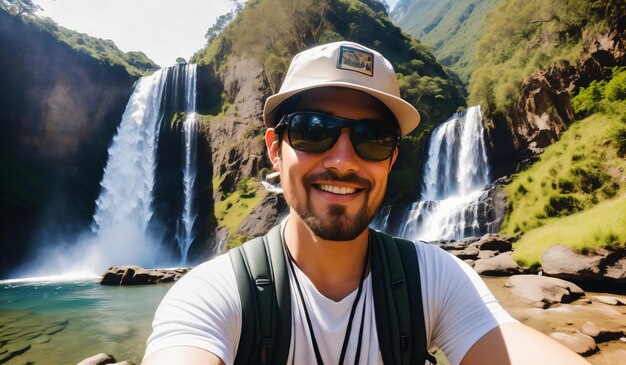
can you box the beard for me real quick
[289,170,379,241]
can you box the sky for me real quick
[34,0,401,68]
[34,0,237,67]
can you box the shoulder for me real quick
[407,240,517,365]
[166,253,238,302]
[145,253,242,363]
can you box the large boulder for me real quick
[473,234,514,252]
[505,275,585,308]
[237,192,288,239]
[590,295,626,306]
[474,252,523,276]
[541,245,626,286]
[549,332,598,357]
[100,266,190,286]
[486,28,625,170]
[76,353,134,365]
[581,321,625,343]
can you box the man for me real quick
[143,41,589,364]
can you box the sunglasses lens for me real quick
[288,113,338,152]
[285,112,397,161]
[353,123,397,161]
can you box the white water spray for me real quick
[376,105,495,241]
[176,64,199,264]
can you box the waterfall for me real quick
[176,64,198,264]
[19,65,202,277]
[375,106,497,242]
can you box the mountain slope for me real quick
[391,0,500,84]
[189,0,467,248]
[0,6,152,277]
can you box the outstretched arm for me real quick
[461,322,590,365]
[142,347,225,365]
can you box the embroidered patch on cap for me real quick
[337,45,374,77]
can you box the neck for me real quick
[283,211,370,302]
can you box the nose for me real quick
[323,129,359,174]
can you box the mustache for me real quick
[303,170,372,190]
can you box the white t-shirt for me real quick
[145,238,516,365]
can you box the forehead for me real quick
[293,88,392,121]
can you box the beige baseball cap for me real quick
[263,41,420,136]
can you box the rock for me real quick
[550,332,598,356]
[0,343,30,363]
[265,171,280,185]
[438,240,470,251]
[464,259,475,268]
[581,321,625,343]
[485,28,625,171]
[505,275,585,308]
[76,353,118,365]
[100,266,190,286]
[477,250,498,260]
[590,295,626,306]
[541,245,626,286]
[473,234,514,252]
[447,246,480,260]
[474,252,523,276]
[237,192,288,238]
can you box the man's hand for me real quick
[142,347,225,365]
[462,322,591,365]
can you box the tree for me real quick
[176,57,187,65]
[0,0,41,16]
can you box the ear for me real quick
[265,128,281,171]
[388,147,399,172]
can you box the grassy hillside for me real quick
[391,0,500,84]
[1,4,159,76]
[503,67,626,266]
[191,0,464,131]
[190,0,467,239]
[468,0,624,113]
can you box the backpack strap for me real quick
[370,229,436,364]
[229,225,291,365]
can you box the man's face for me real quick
[266,88,398,241]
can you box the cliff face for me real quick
[486,28,626,172]
[0,11,136,277]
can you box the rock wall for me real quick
[0,11,136,277]
[486,29,626,173]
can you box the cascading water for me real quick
[176,64,199,264]
[375,105,498,242]
[20,65,202,277]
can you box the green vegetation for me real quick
[502,101,626,265]
[191,0,464,130]
[391,0,500,85]
[512,194,626,267]
[0,2,158,76]
[502,114,626,235]
[212,177,267,249]
[191,0,466,206]
[571,66,626,119]
[468,0,625,113]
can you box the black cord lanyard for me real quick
[283,231,370,365]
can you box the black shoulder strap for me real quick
[229,225,291,365]
[370,229,435,364]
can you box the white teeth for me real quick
[319,185,356,195]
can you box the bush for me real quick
[612,127,626,157]
[605,67,626,101]
[544,194,582,217]
[571,80,605,117]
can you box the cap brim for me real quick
[263,82,420,136]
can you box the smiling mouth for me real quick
[315,184,359,195]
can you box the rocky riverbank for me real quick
[80,237,625,365]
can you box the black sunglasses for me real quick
[274,112,400,161]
